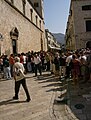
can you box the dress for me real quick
[72,59,80,77]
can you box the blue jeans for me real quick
[4,67,11,79]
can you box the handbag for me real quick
[15,69,25,81]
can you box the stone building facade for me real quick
[65,0,91,50]
[45,29,61,52]
[0,0,46,55]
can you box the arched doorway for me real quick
[86,41,91,49]
[10,27,19,54]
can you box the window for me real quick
[82,5,91,10]
[34,2,39,7]
[30,9,33,22]
[39,20,41,29]
[35,15,38,26]
[86,20,91,32]
[22,0,26,15]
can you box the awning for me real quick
[48,44,61,50]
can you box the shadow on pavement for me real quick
[37,76,56,81]
[46,87,63,92]
[0,98,27,106]
[0,79,12,82]
[42,82,62,87]
[38,78,60,83]
[37,74,66,93]
[54,99,68,105]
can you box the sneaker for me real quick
[26,98,31,102]
[13,96,18,100]
[33,75,37,77]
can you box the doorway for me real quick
[86,41,91,49]
[10,27,19,54]
[12,39,17,54]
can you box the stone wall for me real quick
[72,0,91,49]
[0,0,45,55]
[65,0,91,50]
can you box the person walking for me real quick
[13,57,31,102]
[65,52,72,79]
[71,54,81,85]
[3,55,11,80]
[33,54,42,76]
[59,52,66,78]
[27,52,32,72]
[54,53,60,76]
[9,54,15,77]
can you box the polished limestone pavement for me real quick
[1,72,90,120]
[0,72,69,120]
[65,79,91,120]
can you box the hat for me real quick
[14,57,20,62]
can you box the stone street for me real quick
[0,72,68,120]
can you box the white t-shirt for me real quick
[34,56,41,65]
[13,62,25,81]
[66,55,72,66]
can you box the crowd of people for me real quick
[0,48,91,101]
[0,48,91,85]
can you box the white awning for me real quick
[48,44,61,50]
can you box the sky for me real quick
[44,0,71,34]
